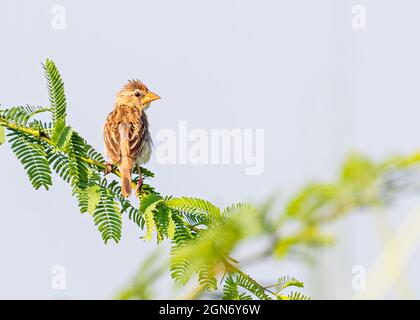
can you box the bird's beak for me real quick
[141,91,161,105]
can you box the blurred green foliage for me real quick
[116,152,420,299]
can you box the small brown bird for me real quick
[104,79,160,197]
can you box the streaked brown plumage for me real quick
[104,79,160,197]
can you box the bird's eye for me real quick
[134,92,141,97]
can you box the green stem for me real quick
[28,107,53,119]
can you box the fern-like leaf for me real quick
[198,263,218,292]
[140,194,163,241]
[0,106,52,131]
[46,149,71,183]
[287,291,311,300]
[274,276,304,293]
[223,274,260,300]
[93,186,122,243]
[167,197,222,221]
[67,132,89,189]
[86,143,105,163]
[222,203,255,220]
[51,119,73,151]
[223,275,240,300]
[235,273,271,300]
[170,215,195,284]
[77,184,101,214]
[8,131,52,190]
[43,59,67,125]
[101,179,145,228]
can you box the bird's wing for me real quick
[103,106,145,165]
[104,109,122,164]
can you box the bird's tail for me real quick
[119,156,133,198]
[119,123,133,198]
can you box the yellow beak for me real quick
[140,91,161,105]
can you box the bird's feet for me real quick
[104,162,113,175]
[135,175,143,195]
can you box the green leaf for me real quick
[140,194,162,212]
[198,264,218,292]
[170,250,192,285]
[223,273,270,300]
[101,179,145,229]
[140,194,163,241]
[235,273,271,300]
[341,153,378,187]
[51,119,73,151]
[93,186,122,243]
[8,131,52,190]
[167,197,222,221]
[274,276,304,293]
[169,215,195,285]
[86,143,105,163]
[0,106,51,130]
[67,132,89,189]
[274,226,335,258]
[287,291,311,300]
[143,198,163,241]
[138,166,154,178]
[223,275,240,300]
[46,148,71,183]
[77,184,101,214]
[43,59,67,125]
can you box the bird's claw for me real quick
[104,163,113,175]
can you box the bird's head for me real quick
[115,79,160,110]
